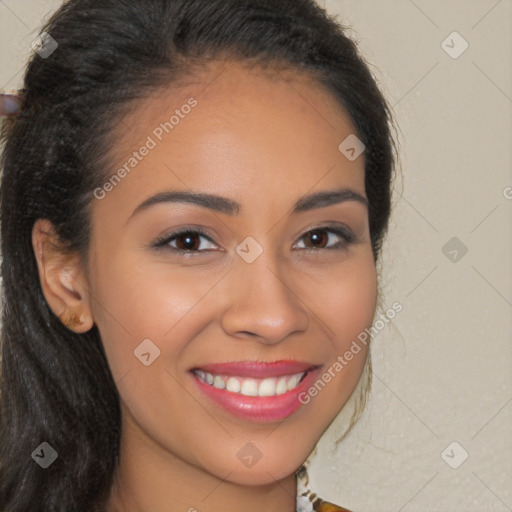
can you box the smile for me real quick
[193,369,306,397]
[189,360,321,422]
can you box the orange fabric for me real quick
[316,500,353,512]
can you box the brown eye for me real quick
[173,232,202,251]
[295,226,356,251]
[152,228,217,253]
[303,229,329,249]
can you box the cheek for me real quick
[88,252,220,461]
[88,247,212,382]
[333,255,377,371]
[312,252,378,350]
[301,253,377,410]
[336,259,377,341]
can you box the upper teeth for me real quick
[194,370,306,397]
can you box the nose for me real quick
[220,255,309,345]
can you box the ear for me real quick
[32,218,94,333]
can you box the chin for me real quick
[202,447,308,486]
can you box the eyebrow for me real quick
[128,187,368,221]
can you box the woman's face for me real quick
[86,61,377,484]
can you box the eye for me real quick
[152,227,218,253]
[294,226,356,251]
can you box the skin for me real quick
[0,92,23,116]
[32,60,377,512]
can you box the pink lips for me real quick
[189,360,321,422]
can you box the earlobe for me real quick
[31,218,94,333]
[59,310,88,331]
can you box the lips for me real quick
[189,360,321,422]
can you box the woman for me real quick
[0,1,397,510]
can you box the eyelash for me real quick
[151,224,358,255]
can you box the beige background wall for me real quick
[1,1,511,511]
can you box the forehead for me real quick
[96,60,366,219]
